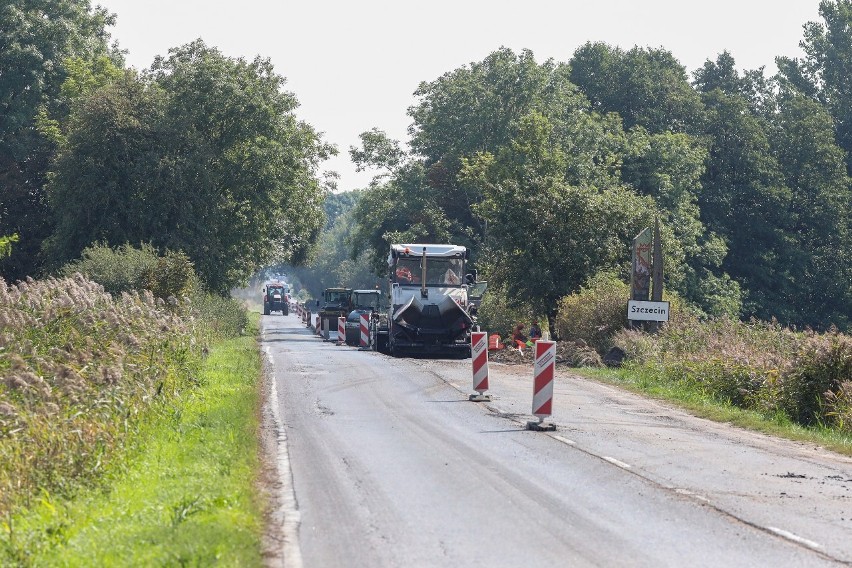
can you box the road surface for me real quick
[262,313,851,567]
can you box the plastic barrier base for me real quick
[526,420,556,431]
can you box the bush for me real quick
[61,243,198,300]
[557,271,698,354]
[476,282,539,340]
[773,331,852,426]
[187,292,249,343]
[555,271,629,353]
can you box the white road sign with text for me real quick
[628,300,670,321]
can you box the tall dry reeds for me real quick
[0,274,200,521]
[614,315,852,429]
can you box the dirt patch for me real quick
[488,340,603,368]
[257,350,286,568]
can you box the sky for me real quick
[95,0,824,192]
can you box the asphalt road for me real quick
[263,313,851,567]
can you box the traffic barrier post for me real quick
[315,315,321,336]
[469,332,491,402]
[527,340,557,431]
[359,312,370,349]
[338,317,346,345]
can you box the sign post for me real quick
[630,221,667,330]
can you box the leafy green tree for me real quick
[0,234,18,259]
[770,90,852,327]
[47,40,335,294]
[569,42,705,134]
[404,48,586,250]
[351,162,456,275]
[621,128,742,316]
[0,0,119,280]
[45,71,164,266]
[777,0,852,171]
[698,88,793,320]
[463,112,656,335]
[693,51,777,118]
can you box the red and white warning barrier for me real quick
[469,332,490,401]
[529,340,556,430]
[315,315,321,336]
[338,317,346,344]
[359,312,369,348]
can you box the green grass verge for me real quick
[3,314,264,567]
[575,365,852,457]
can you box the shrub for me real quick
[555,271,629,353]
[61,243,199,300]
[773,331,852,426]
[187,292,249,343]
[476,282,539,340]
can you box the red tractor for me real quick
[262,282,289,316]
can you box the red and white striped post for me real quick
[337,317,346,345]
[359,312,370,349]
[315,315,321,336]
[469,331,491,402]
[528,340,557,431]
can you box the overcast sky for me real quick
[95,0,823,192]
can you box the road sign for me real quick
[628,300,670,322]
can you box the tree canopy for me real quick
[0,0,119,281]
[45,41,334,294]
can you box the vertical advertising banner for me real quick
[631,227,652,301]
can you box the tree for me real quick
[699,88,793,321]
[693,51,777,117]
[777,0,852,172]
[45,71,164,266]
[403,48,586,252]
[569,42,705,134]
[770,90,852,327]
[47,40,335,294]
[621,128,742,316]
[0,0,119,280]
[463,112,656,335]
[351,162,456,275]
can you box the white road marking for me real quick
[603,456,632,469]
[674,488,710,503]
[266,346,303,568]
[552,435,577,446]
[767,527,822,550]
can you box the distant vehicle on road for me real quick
[263,282,289,315]
[346,289,383,345]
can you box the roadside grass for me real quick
[3,313,264,566]
[575,365,852,457]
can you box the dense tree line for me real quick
[350,0,852,332]
[0,2,333,294]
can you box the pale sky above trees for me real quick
[97,0,821,192]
